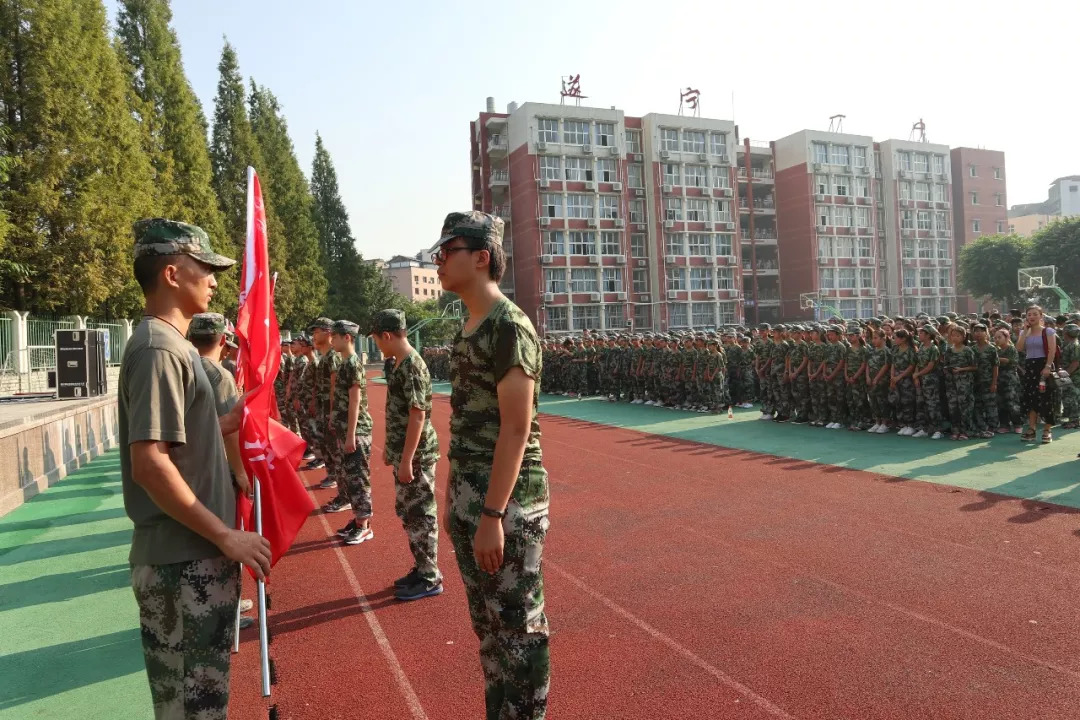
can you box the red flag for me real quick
[235,166,315,573]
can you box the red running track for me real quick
[231,377,1080,720]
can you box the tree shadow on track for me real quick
[263,589,415,637]
[957,461,1080,524]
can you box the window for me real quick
[661,128,679,152]
[564,120,590,146]
[917,239,933,259]
[717,267,734,289]
[718,302,736,324]
[569,231,596,255]
[540,156,561,181]
[899,182,911,200]
[713,200,731,222]
[913,153,929,173]
[855,176,870,198]
[970,191,978,205]
[682,130,705,153]
[663,163,680,186]
[710,133,727,158]
[414,275,419,283]
[902,238,914,259]
[817,205,830,226]
[572,305,600,330]
[422,288,428,296]
[543,230,565,255]
[932,155,944,175]
[830,144,850,166]
[629,199,644,224]
[897,151,912,172]
[853,146,868,168]
[818,236,835,259]
[837,236,856,259]
[669,303,688,328]
[541,193,563,217]
[570,268,598,292]
[599,195,619,219]
[839,300,857,319]
[689,267,714,290]
[666,266,686,290]
[816,174,830,195]
[932,183,945,202]
[626,131,642,155]
[715,234,733,256]
[860,300,874,318]
[602,267,623,292]
[597,159,617,183]
[917,211,931,231]
[604,304,624,329]
[544,268,567,294]
[685,165,707,187]
[940,297,952,314]
[903,268,916,288]
[664,198,683,221]
[628,164,644,188]
[712,167,731,188]
[904,298,917,316]
[968,164,977,177]
[665,233,684,255]
[547,306,568,331]
[833,206,852,227]
[838,268,856,289]
[994,193,1003,207]
[993,167,1002,180]
[859,268,873,288]
[567,194,593,218]
[997,220,1005,234]
[634,304,651,329]
[812,142,828,165]
[688,233,711,255]
[834,176,850,196]
[900,210,914,230]
[691,302,715,327]
[938,269,950,288]
[630,233,647,257]
[858,237,872,257]
[686,198,708,222]
[914,183,929,201]
[565,157,592,182]
[596,123,615,148]
[819,268,835,289]
[937,240,950,260]
[855,207,871,227]
[920,298,936,315]
[972,219,981,234]
[919,269,935,288]
[934,211,949,231]
[633,269,648,293]
[538,118,559,143]
[601,231,621,255]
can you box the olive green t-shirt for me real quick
[199,356,239,416]
[119,317,234,566]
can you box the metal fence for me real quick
[86,321,126,366]
[26,316,76,372]
[0,317,12,374]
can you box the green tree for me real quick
[957,233,1031,309]
[310,133,399,329]
[114,0,234,309]
[209,40,288,317]
[404,297,460,347]
[249,82,326,327]
[0,0,155,314]
[1025,217,1080,301]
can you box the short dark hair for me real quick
[133,254,172,293]
[189,334,222,351]
[479,239,506,283]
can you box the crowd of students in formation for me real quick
[490,308,1079,444]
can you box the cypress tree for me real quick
[0,0,155,315]
[115,0,235,309]
[249,82,326,327]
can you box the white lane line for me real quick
[546,560,798,719]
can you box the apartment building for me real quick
[470,99,745,335]
[380,255,444,302]
[951,148,1007,312]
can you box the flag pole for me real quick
[255,477,271,697]
[232,517,244,654]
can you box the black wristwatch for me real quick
[481,506,507,519]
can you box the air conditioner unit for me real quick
[860,167,871,175]
[633,153,643,162]
[818,256,829,265]
[701,221,713,231]
[585,181,596,191]
[662,184,673,194]
[846,197,855,205]
[815,194,826,201]
[612,182,623,191]
[899,170,908,178]
[706,290,718,299]
[539,217,551,227]
[544,292,554,302]
[615,218,626,228]
[900,199,910,207]
[664,220,676,228]
[587,254,600,264]
[539,178,551,188]
[705,256,717,265]
[722,188,733,197]
[817,225,828,232]
[608,146,619,156]
[589,292,601,301]
[665,255,679,264]
[667,290,679,299]
[636,258,647,267]
[641,293,651,302]
[634,188,645,197]
[615,292,627,301]
[943,258,953,266]
[587,218,598,228]
[583,144,594,154]
[541,254,553,264]
[723,222,735,230]
[698,153,707,161]
[659,150,670,159]
[614,254,626,264]
[813,163,822,171]
[537,140,547,152]
[943,201,951,208]
[943,287,954,294]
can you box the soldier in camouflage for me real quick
[329,320,375,545]
[370,309,444,601]
[293,333,323,469]
[822,326,848,429]
[971,324,1000,438]
[994,327,1024,432]
[309,317,342,496]
[1059,324,1080,428]
[432,210,550,720]
[275,332,293,422]
[913,325,944,439]
[943,324,977,440]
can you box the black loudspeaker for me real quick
[55,329,107,399]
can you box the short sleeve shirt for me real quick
[314,349,340,417]
[384,350,440,467]
[450,297,543,474]
[974,343,1000,383]
[119,318,234,566]
[199,356,239,416]
[330,353,372,439]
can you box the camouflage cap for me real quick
[370,308,406,335]
[280,330,292,344]
[224,331,238,349]
[188,312,227,338]
[132,218,235,270]
[430,211,504,251]
[308,316,333,332]
[1064,323,1080,337]
[331,320,360,337]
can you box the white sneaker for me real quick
[867,424,881,433]
[875,425,890,434]
[930,431,944,440]
[911,430,928,438]
[899,427,915,436]
[760,413,772,420]
[644,400,655,406]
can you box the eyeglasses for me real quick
[432,245,475,264]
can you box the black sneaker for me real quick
[342,526,374,545]
[305,459,326,471]
[322,498,350,513]
[395,579,443,601]
[318,476,337,489]
[393,568,420,588]
[336,519,357,538]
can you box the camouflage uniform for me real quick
[823,338,848,425]
[996,343,1024,427]
[275,334,292,421]
[888,345,917,427]
[1060,330,1080,423]
[915,342,943,433]
[807,340,828,424]
[865,345,891,421]
[943,345,977,435]
[844,339,869,427]
[309,317,338,465]
[788,337,810,421]
[973,342,1000,432]
[436,211,549,720]
[330,321,374,521]
[770,339,791,419]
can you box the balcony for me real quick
[488,170,509,190]
[487,134,508,156]
[741,262,780,275]
[737,167,775,183]
[737,199,776,214]
[493,205,511,221]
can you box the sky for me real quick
[105,0,1080,260]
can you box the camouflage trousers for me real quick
[808,378,827,423]
[974,380,999,433]
[1061,377,1080,421]
[394,459,441,585]
[888,377,916,426]
[847,379,868,426]
[916,375,944,432]
[770,367,791,418]
[298,414,318,459]
[946,372,976,435]
[759,371,775,415]
[131,556,240,720]
[997,375,1024,427]
[335,434,373,520]
[826,375,848,425]
[449,463,550,720]
[867,380,889,420]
